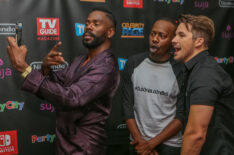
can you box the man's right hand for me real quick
[42,42,64,75]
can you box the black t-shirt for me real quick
[184,51,234,155]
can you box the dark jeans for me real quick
[129,143,181,155]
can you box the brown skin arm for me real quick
[137,119,183,155]
[7,37,64,75]
[126,119,146,145]
[42,41,64,75]
[181,105,214,155]
[7,37,29,73]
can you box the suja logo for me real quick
[40,101,55,112]
[37,18,60,40]
[0,130,18,154]
[194,1,209,9]
[0,58,12,79]
[123,0,143,8]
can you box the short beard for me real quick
[82,32,105,49]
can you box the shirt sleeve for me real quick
[122,59,135,120]
[21,62,117,109]
[175,87,185,125]
[174,65,185,124]
[189,67,221,106]
[46,57,80,85]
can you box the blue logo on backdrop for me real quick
[118,58,128,71]
[75,23,85,37]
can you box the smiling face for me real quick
[82,11,113,49]
[172,23,196,62]
[149,20,175,62]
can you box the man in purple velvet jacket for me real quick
[6,8,120,155]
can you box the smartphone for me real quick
[15,22,22,46]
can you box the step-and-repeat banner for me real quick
[0,0,233,154]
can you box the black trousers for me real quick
[129,143,181,155]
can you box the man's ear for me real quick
[194,37,205,48]
[107,27,115,39]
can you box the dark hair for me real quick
[178,14,215,47]
[91,7,117,30]
[157,17,177,28]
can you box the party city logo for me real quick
[222,25,234,40]
[194,1,209,9]
[80,0,105,2]
[0,101,24,112]
[118,58,128,71]
[37,17,60,40]
[0,23,16,35]
[0,130,18,154]
[0,58,12,79]
[75,23,85,37]
[32,134,56,143]
[219,0,234,8]
[214,56,233,65]
[123,0,143,8]
[153,0,184,5]
[121,22,144,38]
[30,61,69,72]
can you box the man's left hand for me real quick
[135,140,156,155]
[7,37,29,73]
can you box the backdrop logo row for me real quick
[78,0,234,8]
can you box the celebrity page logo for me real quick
[32,134,55,143]
[0,58,12,79]
[37,18,60,40]
[153,0,184,5]
[118,58,128,71]
[121,22,144,38]
[0,130,18,154]
[123,0,143,8]
[219,0,234,8]
[80,0,105,2]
